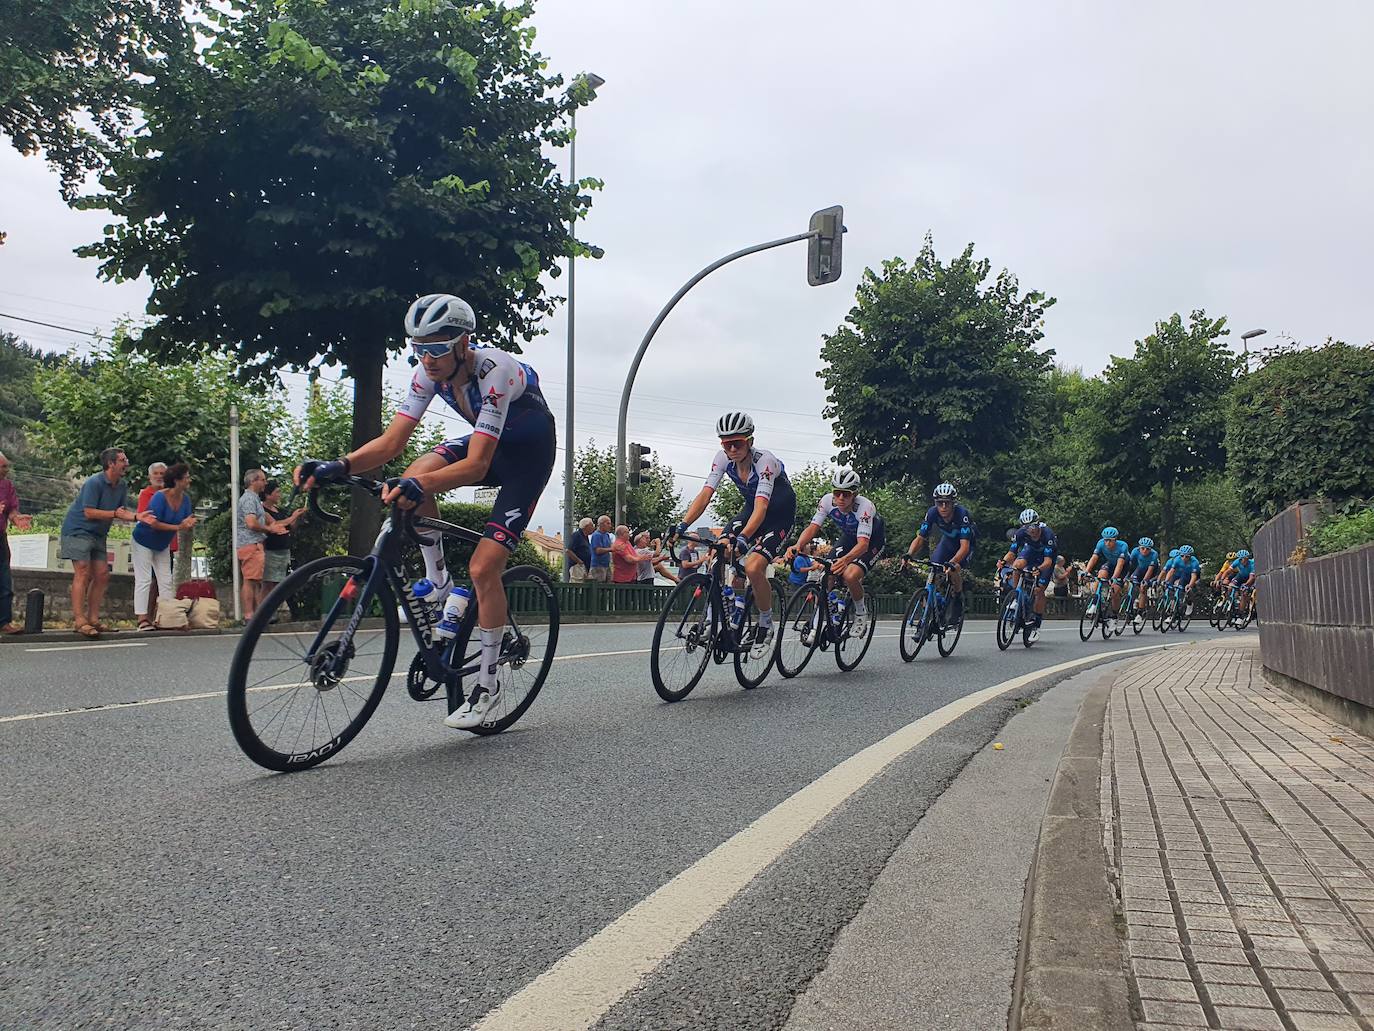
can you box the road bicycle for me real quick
[649,532,777,701]
[995,562,1043,650]
[1157,580,1195,633]
[227,476,558,771]
[1078,575,1117,642]
[1111,576,1149,637]
[897,557,964,660]
[1214,583,1257,630]
[774,556,879,677]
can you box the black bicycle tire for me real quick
[1079,594,1098,642]
[776,585,821,678]
[996,591,1017,651]
[835,596,877,672]
[734,593,775,690]
[227,555,399,773]
[937,603,964,657]
[899,590,930,662]
[650,574,714,702]
[455,565,560,735]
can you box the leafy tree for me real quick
[1227,340,1374,518]
[0,333,76,515]
[819,236,1055,488]
[0,0,189,201]
[708,462,831,530]
[1089,310,1237,542]
[76,0,597,555]
[568,441,679,534]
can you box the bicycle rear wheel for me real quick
[937,600,964,657]
[453,565,560,735]
[776,585,822,678]
[899,590,931,661]
[227,556,400,772]
[651,574,713,702]
[835,597,877,672]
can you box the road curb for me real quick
[1013,660,1138,1031]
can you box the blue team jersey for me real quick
[920,504,973,541]
[1172,557,1202,581]
[1094,538,1129,565]
[1230,557,1255,579]
[1129,547,1160,573]
[1012,523,1057,554]
[1162,557,1179,575]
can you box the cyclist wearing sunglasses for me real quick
[298,293,554,730]
[905,482,973,622]
[786,467,885,639]
[1084,525,1130,612]
[672,411,797,654]
[1125,537,1161,615]
[997,508,1057,641]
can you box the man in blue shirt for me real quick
[588,514,613,583]
[1083,525,1130,614]
[998,508,1057,638]
[60,447,137,638]
[564,517,593,582]
[905,482,974,621]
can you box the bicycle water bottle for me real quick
[828,589,845,626]
[407,578,435,604]
[732,589,747,629]
[721,586,738,628]
[435,585,472,641]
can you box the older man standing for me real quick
[60,447,137,638]
[588,514,613,584]
[236,469,287,619]
[1,450,35,635]
[564,516,593,583]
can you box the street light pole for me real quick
[1240,328,1267,371]
[562,72,604,582]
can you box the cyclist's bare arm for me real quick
[412,432,498,494]
[907,533,926,556]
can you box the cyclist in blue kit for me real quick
[674,412,797,655]
[1125,536,1162,617]
[997,508,1057,641]
[1084,525,1130,612]
[298,293,555,730]
[905,482,974,622]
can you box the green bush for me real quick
[1307,503,1374,557]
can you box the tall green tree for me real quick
[76,0,597,554]
[0,333,79,515]
[568,441,679,533]
[1089,310,1237,542]
[1227,339,1374,518]
[819,236,1055,489]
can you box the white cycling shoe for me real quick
[850,611,870,639]
[750,624,774,659]
[445,686,502,729]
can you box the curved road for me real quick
[0,618,1242,1029]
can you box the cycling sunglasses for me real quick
[410,337,462,359]
[719,437,750,450]
[832,489,855,500]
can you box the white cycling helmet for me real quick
[405,293,476,339]
[831,467,861,491]
[932,482,957,501]
[1019,508,1039,525]
[716,411,755,438]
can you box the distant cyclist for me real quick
[1211,551,1238,588]
[1163,544,1203,605]
[297,293,555,730]
[1222,548,1257,618]
[905,482,974,623]
[1083,526,1130,611]
[997,508,1057,642]
[1125,537,1162,616]
[674,412,797,654]
[787,467,885,639]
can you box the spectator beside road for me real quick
[60,447,136,638]
[132,462,196,630]
[565,517,593,582]
[588,515,613,583]
[236,469,287,620]
[633,531,679,585]
[610,524,652,585]
[677,535,705,580]
[260,480,306,598]
[136,463,173,616]
[0,450,35,635]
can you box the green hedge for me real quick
[1307,502,1374,557]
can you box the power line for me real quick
[0,311,100,336]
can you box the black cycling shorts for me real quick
[431,412,556,552]
[727,489,797,564]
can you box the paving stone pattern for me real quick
[1107,643,1374,1031]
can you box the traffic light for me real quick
[807,205,844,286]
[629,442,652,488]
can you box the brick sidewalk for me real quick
[1107,640,1374,1031]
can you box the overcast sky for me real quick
[2,0,1371,535]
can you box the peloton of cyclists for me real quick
[997,508,1057,643]
[786,467,886,639]
[673,412,798,655]
[905,482,974,624]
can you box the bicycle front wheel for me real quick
[776,585,822,678]
[996,591,1018,651]
[1079,595,1099,642]
[455,564,560,736]
[899,590,930,661]
[227,556,400,772]
[651,574,713,702]
[835,599,877,672]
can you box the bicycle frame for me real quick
[668,534,754,656]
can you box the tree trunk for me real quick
[348,350,385,558]
[1161,479,1175,547]
[174,527,192,584]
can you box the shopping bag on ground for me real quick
[187,597,221,630]
[157,598,193,630]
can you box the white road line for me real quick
[469,642,1175,1031]
[26,641,150,653]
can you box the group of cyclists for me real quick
[292,292,1259,728]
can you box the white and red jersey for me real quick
[704,447,788,502]
[396,346,547,441]
[810,492,879,539]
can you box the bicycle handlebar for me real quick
[294,474,432,550]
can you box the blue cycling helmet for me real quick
[1169,548,1179,558]
[1236,549,1250,560]
[1179,545,1194,557]
[1101,526,1119,540]
[1138,537,1154,549]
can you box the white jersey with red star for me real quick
[810,492,879,539]
[396,346,546,441]
[704,447,787,502]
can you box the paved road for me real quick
[1,618,1246,1029]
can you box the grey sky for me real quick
[1,0,1371,534]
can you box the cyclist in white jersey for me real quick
[672,412,797,654]
[785,467,886,639]
[298,293,555,730]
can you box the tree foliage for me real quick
[568,440,679,533]
[819,236,1055,489]
[1088,310,1236,541]
[1226,340,1374,518]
